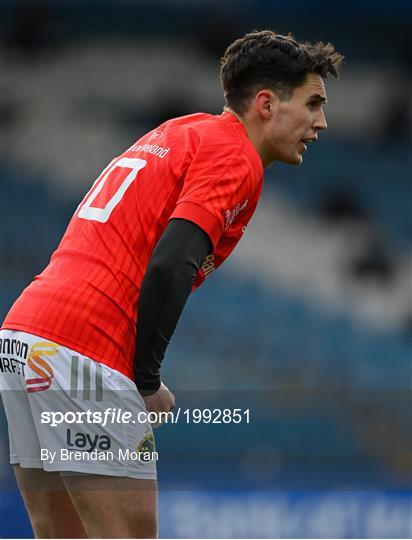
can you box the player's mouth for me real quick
[299,137,317,153]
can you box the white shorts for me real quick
[0,329,157,479]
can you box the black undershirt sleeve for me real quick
[133,218,213,395]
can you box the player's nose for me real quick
[314,108,327,131]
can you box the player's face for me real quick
[265,73,328,165]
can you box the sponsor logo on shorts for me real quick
[136,432,155,461]
[26,341,59,393]
[0,356,25,375]
[0,337,29,360]
[66,428,111,452]
[0,336,28,375]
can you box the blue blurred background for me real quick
[0,0,411,537]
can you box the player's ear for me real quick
[255,89,277,120]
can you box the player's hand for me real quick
[142,381,175,428]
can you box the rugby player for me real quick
[0,30,342,538]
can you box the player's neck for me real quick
[223,107,272,169]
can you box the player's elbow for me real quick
[144,255,197,295]
[144,258,174,283]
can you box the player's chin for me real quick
[281,152,303,165]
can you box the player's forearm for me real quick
[134,259,194,394]
[134,219,212,394]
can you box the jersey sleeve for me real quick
[169,135,254,249]
[191,200,257,291]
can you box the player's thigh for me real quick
[13,465,87,539]
[62,474,157,539]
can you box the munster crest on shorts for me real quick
[136,432,155,459]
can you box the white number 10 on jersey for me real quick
[77,157,147,223]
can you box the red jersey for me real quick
[3,111,264,380]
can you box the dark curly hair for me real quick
[220,29,344,115]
